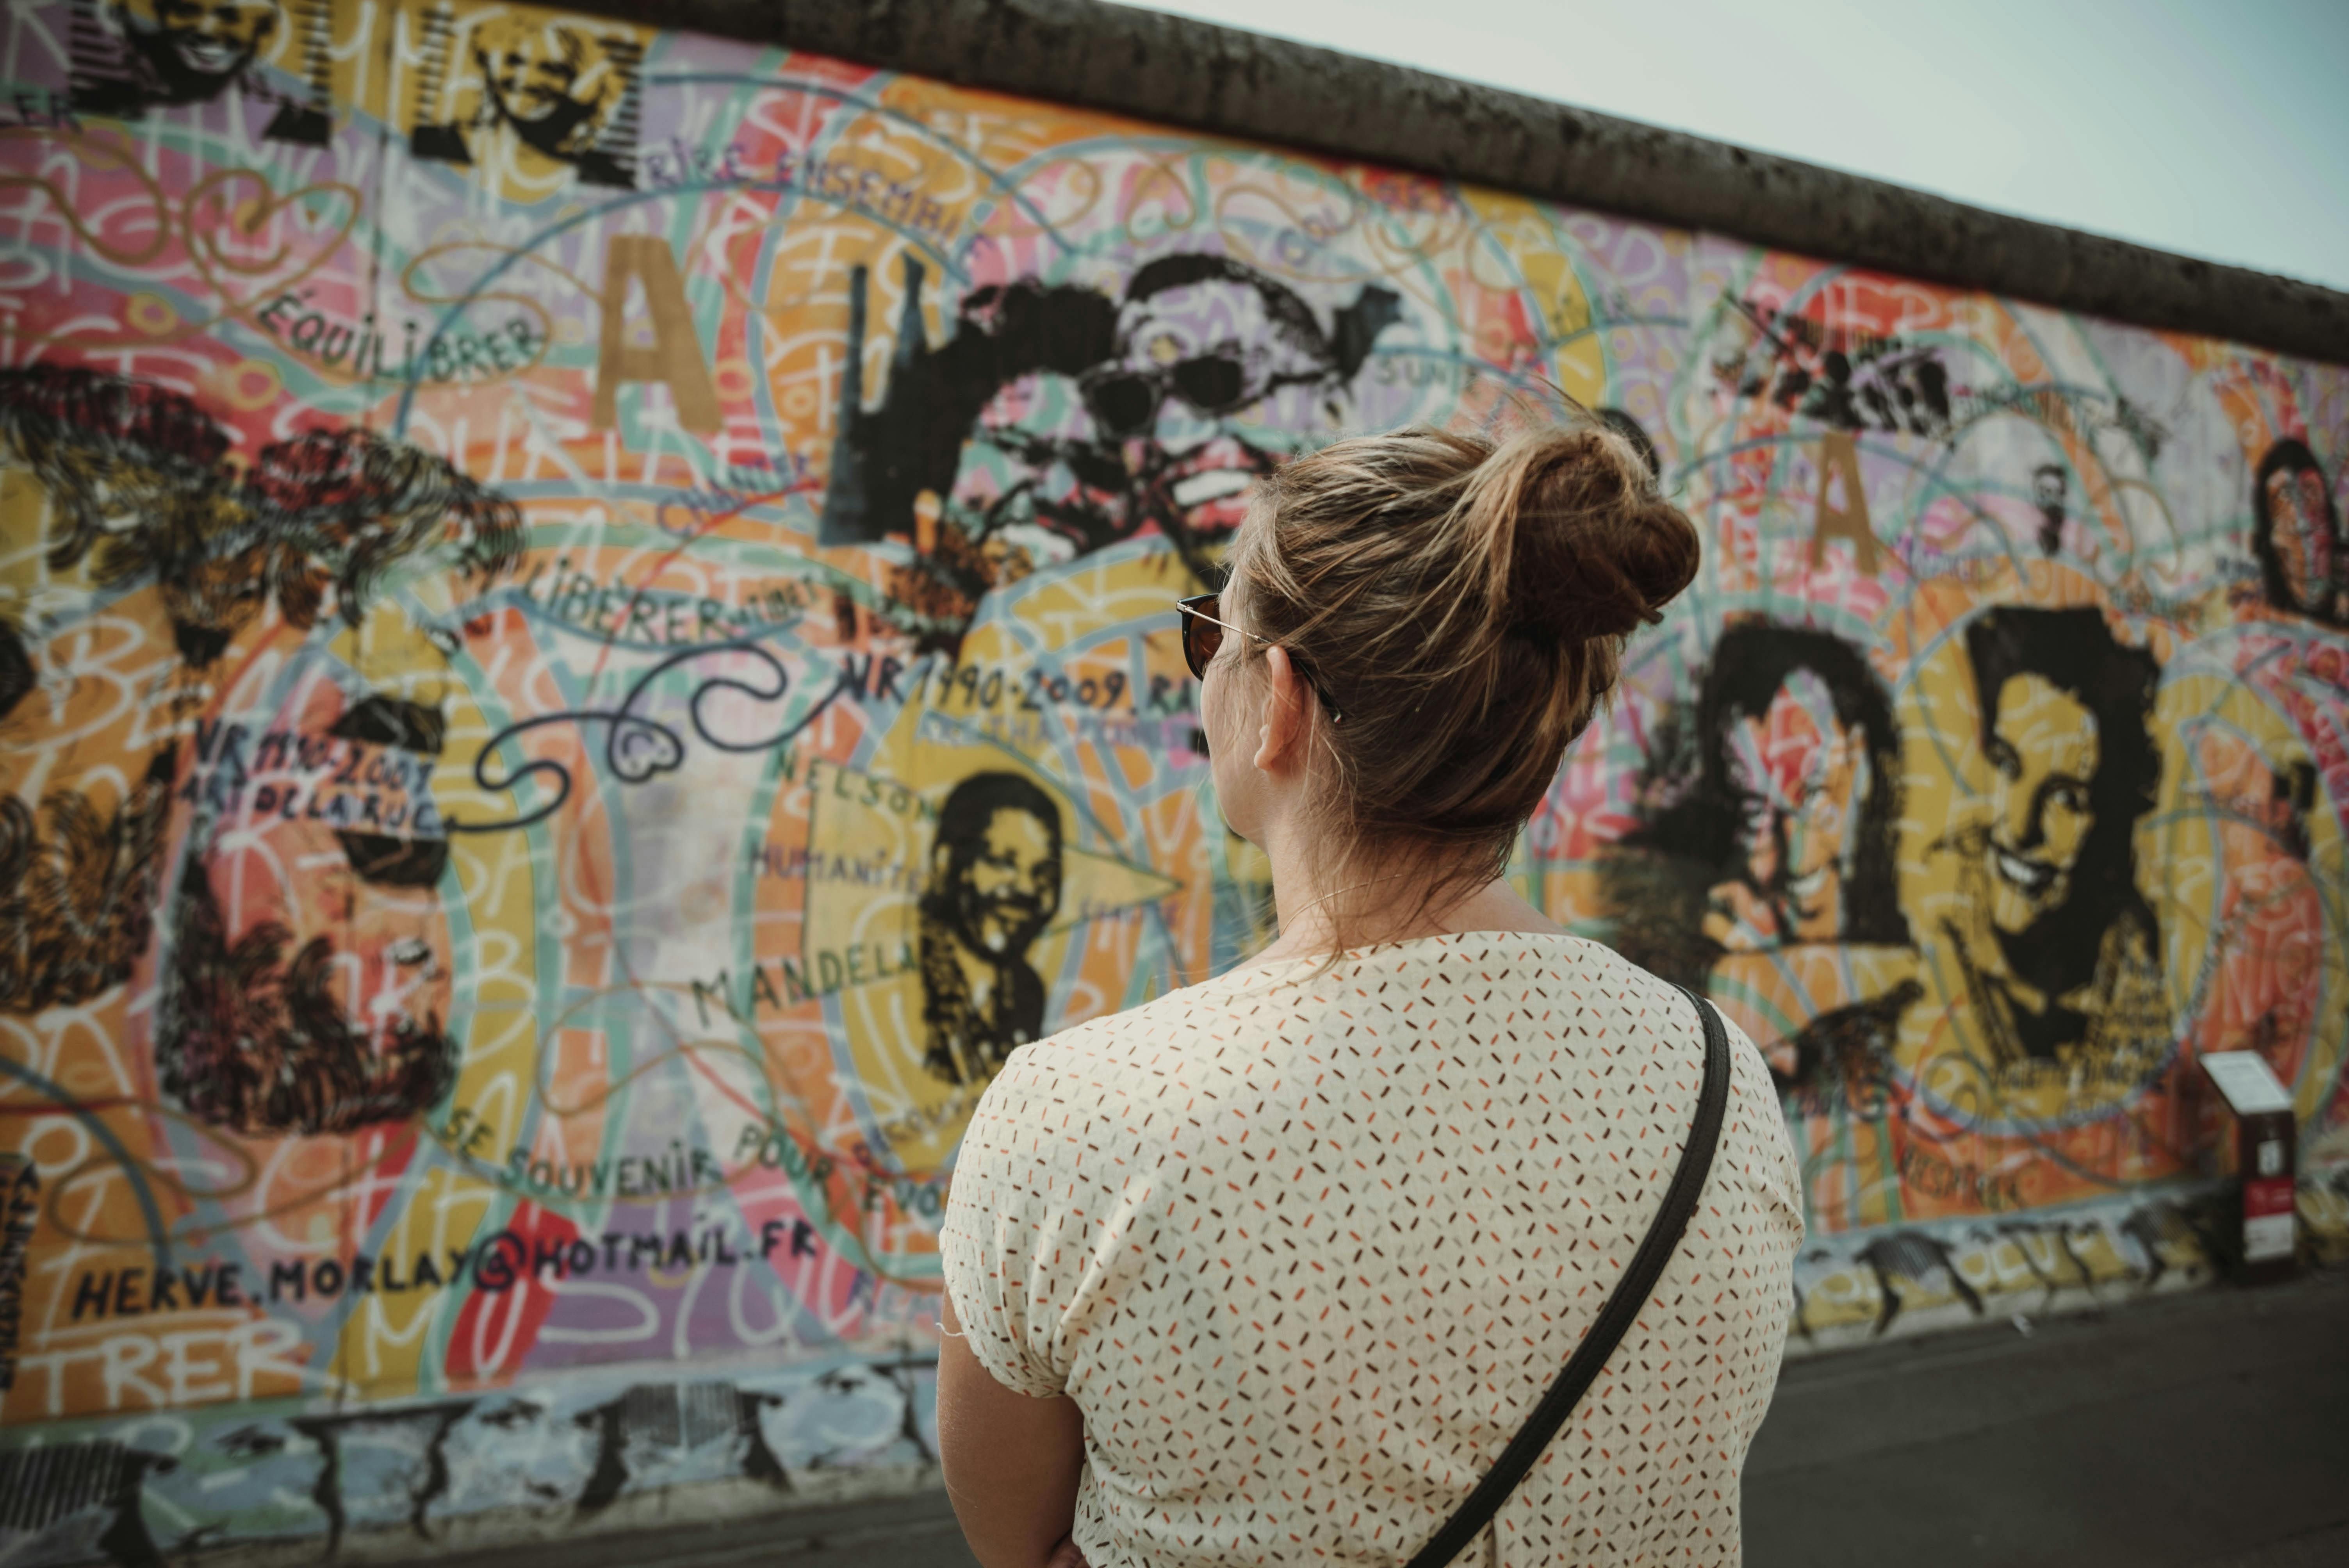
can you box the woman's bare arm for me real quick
[936,1290,1089,1568]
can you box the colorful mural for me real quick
[2,0,2345,1557]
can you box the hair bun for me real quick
[1498,426,1699,643]
[1217,418,1701,892]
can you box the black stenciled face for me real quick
[2032,465,2067,514]
[921,771,1065,965]
[1717,667,1870,945]
[952,277,1299,570]
[917,772,1066,1085]
[135,0,278,100]
[941,805,1061,959]
[812,254,1398,640]
[473,18,613,159]
[1958,605,2161,1010]
[946,257,1402,582]
[1980,673,2099,935]
[1606,620,1911,996]
[2032,463,2068,553]
[2254,444,2342,621]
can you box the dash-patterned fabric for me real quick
[941,932,1804,1567]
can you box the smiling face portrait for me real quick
[949,257,1401,584]
[1602,622,1918,1099]
[820,253,1401,624]
[1721,668,1870,944]
[918,772,1064,1085]
[123,0,278,102]
[473,18,617,150]
[1954,606,2163,1065]
[405,11,636,187]
[1649,623,1909,960]
[940,804,1060,959]
[1982,672,2098,936]
[1580,618,1941,1114]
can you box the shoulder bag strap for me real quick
[1401,985,1734,1568]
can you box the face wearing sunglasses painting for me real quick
[947,255,1403,584]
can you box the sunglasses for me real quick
[1082,357,1253,438]
[1176,593,1343,723]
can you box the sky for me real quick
[1129,0,2349,294]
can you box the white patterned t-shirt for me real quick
[940,931,1804,1567]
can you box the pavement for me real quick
[440,1269,2348,1568]
[1746,1269,2349,1568]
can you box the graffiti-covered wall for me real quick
[2,0,2346,1560]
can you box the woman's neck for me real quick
[1246,841,1566,968]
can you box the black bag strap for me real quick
[1401,985,1734,1568]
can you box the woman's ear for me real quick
[1253,645,1309,776]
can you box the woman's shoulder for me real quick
[1344,927,1684,1011]
[996,930,1674,1094]
[951,978,1259,1210]
[999,964,1300,1090]
[970,960,1362,1160]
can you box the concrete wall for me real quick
[1,0,2345,1562]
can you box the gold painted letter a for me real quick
[1811,429,1879,574]
[593,235,722,435]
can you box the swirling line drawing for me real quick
[393,242,566,377]
[447,642,846,836]
[0,127,173,275]
[3,162,361,358]
[183,169,362,292]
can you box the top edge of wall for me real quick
[564,0,2349,367]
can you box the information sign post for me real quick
[2200,1052,2299,1286]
